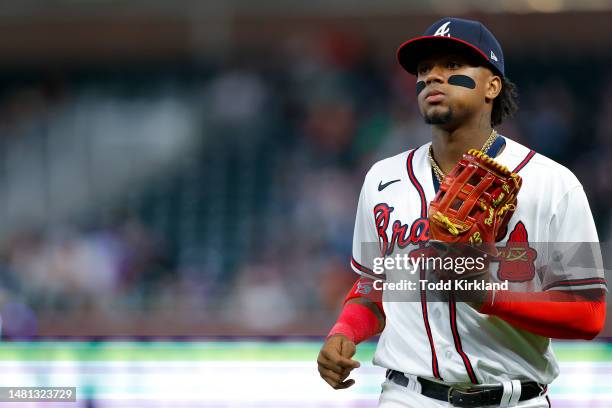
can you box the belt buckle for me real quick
[447,385,455,404]
[447,386,478,408]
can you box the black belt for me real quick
[387,370,545,407]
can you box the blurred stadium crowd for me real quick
[0,31,611,337]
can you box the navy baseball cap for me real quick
[397,17,505,77]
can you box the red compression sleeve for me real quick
[327,302,381,344]
[343,277,384,313]
[327,278,385,344]
[479,290,606,340]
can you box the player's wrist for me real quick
[327,323,356,343]
[327,302,380,344]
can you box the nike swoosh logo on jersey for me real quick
[378,179,401,191]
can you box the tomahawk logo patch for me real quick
[495,221,537,282]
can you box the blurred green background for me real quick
[0,340,609,406]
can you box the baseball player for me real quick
[317,17,607,407]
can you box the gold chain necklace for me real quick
[428,129,498,184]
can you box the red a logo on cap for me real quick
[433,22,451,37]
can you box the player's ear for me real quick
[485,73,502,101]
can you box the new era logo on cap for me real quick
[397,17,505,77]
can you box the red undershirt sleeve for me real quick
[327,278,385,344]
[479,290,606,340]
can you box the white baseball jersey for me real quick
[350,137,606,385]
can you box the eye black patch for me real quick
[448,75,476,89]
[416,81,426,96]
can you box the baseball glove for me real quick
[428,149,522,266]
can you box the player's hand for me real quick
[317,334,360,389]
